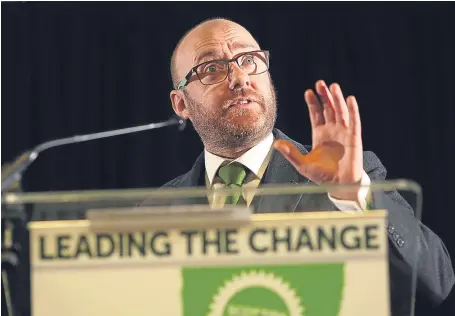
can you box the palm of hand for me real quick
[274,80,364,187]
[309,122,363,185]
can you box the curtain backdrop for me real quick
[2,2,455,314]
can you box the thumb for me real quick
[273,139,312,175]
[274,139,340,180]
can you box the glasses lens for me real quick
[196,61,228,85]
[238,51,269,75]
[195,51,269,85]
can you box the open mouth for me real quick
[230,99,253,107]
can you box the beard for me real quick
[184,83,277,154]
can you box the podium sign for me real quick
[30,210,390,316]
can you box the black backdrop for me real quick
[2,1,455,314]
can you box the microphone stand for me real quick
[1,114,186,316]
[1,114,186,192]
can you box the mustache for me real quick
[222,89,266,109]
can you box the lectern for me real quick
[2,181,422,316]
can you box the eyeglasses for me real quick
[177,50,270,89]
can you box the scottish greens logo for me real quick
[208,270,305,316]
[181,263,344,316]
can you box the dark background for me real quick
[2,1,455,314]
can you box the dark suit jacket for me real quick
[162,128,454,315]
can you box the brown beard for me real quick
[184,83,277,156]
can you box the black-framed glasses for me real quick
[177,50,270,89]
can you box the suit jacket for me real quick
[162,128,454,315]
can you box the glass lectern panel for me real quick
[1,180,422,316]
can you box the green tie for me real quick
[217,162,247,205]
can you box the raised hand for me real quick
[274,80,364,200]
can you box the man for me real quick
[164,18,454,314]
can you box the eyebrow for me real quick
[194,51,218,65]
[231,42,259,51]
[194,42,260,65]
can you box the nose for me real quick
[227,62,251,90]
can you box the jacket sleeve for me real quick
[364,151,455,307]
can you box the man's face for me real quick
[172,20,277,151]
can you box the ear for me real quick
[170,89,190,119]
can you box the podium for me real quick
[1,181,422,316]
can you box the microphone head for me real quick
[178,117,187,131]
[171,114,187,131]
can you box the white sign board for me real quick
[29,211,390,316]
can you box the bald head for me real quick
[170,18,260,89]
[169,18,276,157]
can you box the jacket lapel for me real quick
[169,152,209,205]
[172,152,205,187]
[251,129,311,214]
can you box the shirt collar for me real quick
[204,132,274,185]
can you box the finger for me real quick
[347,96,361,136]
[315,80,336,123]
[330,83,349,128]
[323,106,335,124]
[273,139,311,176]
[315,80,335,109]
[304,89,324,128]
[274,139,305,167]
[274,140,339,183]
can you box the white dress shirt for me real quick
[205,133,275,185]
[204,132,370,212]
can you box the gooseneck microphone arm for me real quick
[1,114,186,191]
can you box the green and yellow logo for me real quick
[208,270,304,316]
[182,263,344,316]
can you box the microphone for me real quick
[1,114,186,191]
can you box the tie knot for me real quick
[217,162,247,186]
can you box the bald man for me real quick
[164,18,454,314]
